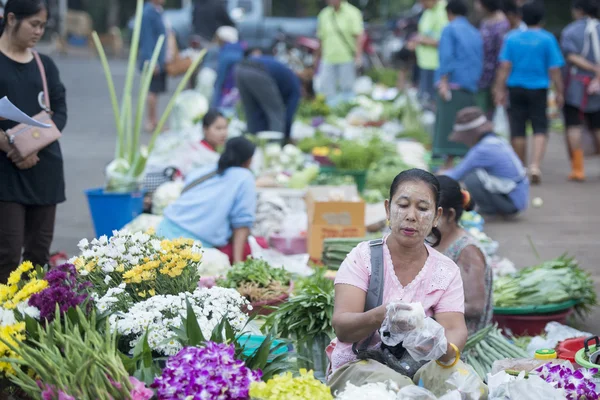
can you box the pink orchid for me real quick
[57,392,76,400]
[129,376,154,400]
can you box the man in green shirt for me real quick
[317,0,364,105]
[408,0,448,107]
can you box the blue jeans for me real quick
[464,172,518,216]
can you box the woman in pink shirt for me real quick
[328,169,484,395]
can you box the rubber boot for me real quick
[568,149,585,181]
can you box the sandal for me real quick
[528,166,542,185]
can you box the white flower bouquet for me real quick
[71,230,202,306]
[109,287,250,355]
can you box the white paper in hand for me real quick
[0,97,52,128]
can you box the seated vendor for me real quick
[157,136,265,264]
[436,175,493,336]
[327,169,486,397]
[442,106,529,217]
[197,108,228,165]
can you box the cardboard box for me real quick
[306,186,366,262]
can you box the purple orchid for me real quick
[536,362,600,400]
[151,342,261,399]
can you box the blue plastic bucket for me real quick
[85,188,145,238]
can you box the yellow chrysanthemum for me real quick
[0,322,26,376]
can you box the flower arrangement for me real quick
[218,258,291,303]
[110,287,250,355]
[1,307,152,399]
[535,363,599,399]
[249,369,332,400]
[0,261,47,313]
[0,322,25,376]
[92,0,205,192]
[152,343,261,399]
[29,264,92,322]
[72,230,202,306]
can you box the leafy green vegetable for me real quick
[493,254,597,317]
[311,173,355,187]
[365,68,399,88]
[329,136,391,171]
[297,132,336,154]
[365,155,411,200]
[296,95,331,120]
[218,258,291,289]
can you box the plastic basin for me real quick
[493,308,573,337]
[238,334,289,360]
[269,234,307,255]
[575,345,600,375]
[557,337,587,364]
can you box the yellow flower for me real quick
[73,257,84,269]
[138,291,147,298]
[146,227,156,235]
[0,322,26,376]
[116,264,125,273]
[148,288,156,297]
[19,262,33,272]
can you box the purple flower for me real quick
[152,342,261,399]
[28,263,93,322]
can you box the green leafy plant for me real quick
[328,136,392,171]
[93,0,206,192]
[168,298,291,381]
[217,258,292,303]
[366,155,411,200]
[262,269,334,372]
[1,307,138,399]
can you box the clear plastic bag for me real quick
[402,318,448,362]
[381,302,426,344]
[397,386,438,400]
[488,371,565,400]
[493,106,509,140]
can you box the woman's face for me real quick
[8,9,48,48]
[474,0,485,16]
[385,181,442,247]
[204,116,228,148]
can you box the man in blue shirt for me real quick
[235,50,302,143]
[443,107,529,217]
[433,0,483,169]
[493,0,564,185]
[211,26,244,108]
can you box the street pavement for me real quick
[46,46,600,336]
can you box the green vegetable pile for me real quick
[365,68,399,89]
[297,132,335,154]
[296,95,331,120]
[321,237,372,270]
[218,258,291,289]
[329,136,391,171]
[493,254,597,316]
[311,173,355,187]
[464,325,529,381]
[365,155,411,200]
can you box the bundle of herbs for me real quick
[217,258,292,303]
[493,254,597,316]
[328,136,392,171]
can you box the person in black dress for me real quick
[0,0,67,283]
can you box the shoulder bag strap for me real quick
[352,238,385,355]
[330,11,356,59]
[180,170,218,195]
[32,50,51,113]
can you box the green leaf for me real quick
[185,296,204,346]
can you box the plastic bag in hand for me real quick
[493,106,509,140]
[387,302,426,333]
[402,318,448,362]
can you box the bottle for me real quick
[535,349,558,361]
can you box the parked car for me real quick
[129,0,317,51]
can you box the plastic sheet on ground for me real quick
[526,322,592,357]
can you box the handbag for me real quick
[4,51,62,159]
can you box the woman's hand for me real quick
[6,148,24,163]
[434,312,467,363]
[15,153,40,170]
[332,284,387,344]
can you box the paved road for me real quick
[47,48,600,335]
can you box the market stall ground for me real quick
[45,47,600,334]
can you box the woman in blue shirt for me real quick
[158,136,261,263]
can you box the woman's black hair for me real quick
[202,109,225,129]
[502,0,519,16]
[478,0,503,13]
[573,0,599,17]
[0,0,49,37]
[389,168,442,247]
[437,175,473,223]
[217,136,256,174]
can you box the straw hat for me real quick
[216,26,239,43]
[449,107,494,144]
